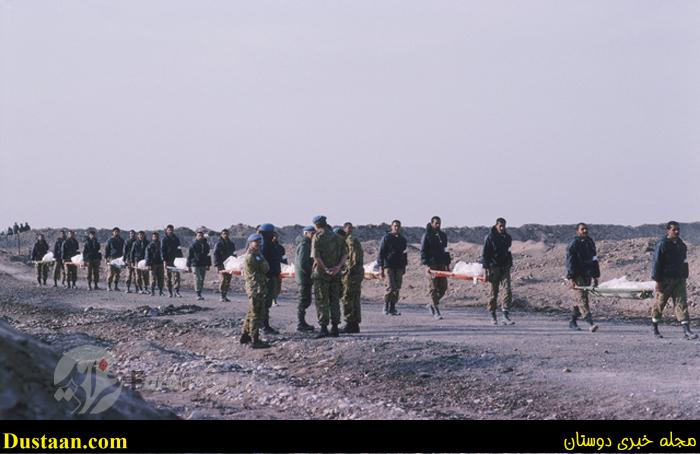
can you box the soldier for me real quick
[271,232,287,306]
[213,229,237,302]
[311,215,347,338]
[259,223,283,334]
[378,220,408,316]
[123,230,137,293]
[339,222,364,333]
[104,227,125,292]
[83,230,102,291]
[130,231,150,294]
[294,226,316,332]
[13,222,19,235]
[52,230,67,287]
[187,230,211,301]
[566,223,600,332]
[481,218,515,325]
[651,221,697,340]
[421,216,451,320]
[161,225,184,298]
[145,232,165,296]
[61,231,80,288]
[31,233,50,286]
[239,233,271,349]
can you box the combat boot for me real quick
[490,311,498,325]
[239,332,251,344]
[88,282,93,291]
[502,310,515,325]
[315,325,329,339]
[125,285,132,294]
[297,315,315,332]
[159,290,165,296]
[263,322,279,335]
[43,279,47,286]
[389,302,401,316]
[330,324,339,337]
[222,292,231,303]
[251,334,270,349]
[168,287,173,298]
[196,291,204,301]
[383,302,390,315]
[94,283,100,290]
[427,304,436,316]
[652,322,663,338]
[569,309,581,331]
[682,323,698,340]
[340,322,359,334]
[433,305,443,320]
[584,314,598,332]
[108,283,113,292]
[175,290,183,298]
[150,285,156,296]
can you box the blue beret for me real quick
[333,227,345,235]
[258,223,275,232]
[303,225,316,233]
[247,233,263,242]
[312,215,327,224]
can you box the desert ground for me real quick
[1,227,700,419]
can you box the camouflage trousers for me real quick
[136,268,150,290]
[150,264,164,291]
[193,267,207,293]
[108,264,122,287]
[35,263,49,284]
[262,275,281,325]
[298,281,313,319]
[571,276,592,318]
[65,263,78,285]
[125,265,136,289]
[429,264,449,306]
[488,267,512,313]
[243,293,266,337]
[314,276,342,327]
[652,278,689,323]
[166,268,181,292]
[342,272,363,324]
[384,268,404,305]
[53,260,65,285]
[86,259,101,285]
[219,272,232,295]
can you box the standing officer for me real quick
[130,231,150,294]
[481,218,515,325]
[239,233,271,349]
[123,230,137,293]
[311,216,347,338]
[213,229,237,302]
[651,221,697,339]
[566,223,600,332]
[339,222,364,333]
[83,230,102,291]
[271,232,287,306]
[146,232,165,296]
[161,225,183,298]
[31,233,50,286]
[187,230,211,301]
[62,231,80,288]
[259,223,282,334]
[294,226,316,332]
[421,216,451,320]
[378,220,408,316]
[104,227,125,292]
[52,230,67,287]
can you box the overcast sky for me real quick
[1,0,698,230]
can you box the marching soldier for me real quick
[123,230,137,293]
[61,231,80,288]
[651,221,697,339]
[311,215,347,338]
[339,223,363,333]
[421,216,451,320]
[566,223,600,332]
[239,233,271,349]
[104,227,125,292]
[130,231,150,294]
[31,233,50,286]
[161,225,184,298]
[259,224,282,333]
[52,230,67,287]
[145,232,165,296]
[187,230,211,301]
[481,218,515,325]
[213,229,237,302]
[378,220,407,316]
[83,230,102,290]
[294,226,316,332]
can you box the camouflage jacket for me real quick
[311,227,345,280]
[244,250,270,297]
[344,234,364,277]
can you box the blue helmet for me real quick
[247,233,263,242]
[312,215,327,224]
[303,225,316,233]
[258,223,275,232]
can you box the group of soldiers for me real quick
[29,217,696,348]
[4,222,31,236]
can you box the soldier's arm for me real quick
[311,237,328,273]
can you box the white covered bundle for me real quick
[137,259,148,270]
[224,256,245,272]
[597,276,655,291]
[110,257,125,267]
[281,263,295,276]
[173,257,188,270]
[71,254,84,266]
[364,262,381,279]
[452,261,485,277]
[41,252,55,263]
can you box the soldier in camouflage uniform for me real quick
[123,230,137,293]
[213,229,237,302]
[52,231,67,287]
[566,223,600,332]
[161,225,183,298]
[61,231,80,288]
[145,232,165,296]
[131,231,150,294]
[421,216,450,320]
[239,233,271,349]
[83,230,102,291]
[378,220,408,316]
[481,218,515,325]
[104,227,125,292]
[187,230,211,301]
[338,223,363,333]
[311,216,347,338]
[294,226,316,332]
[31,233,50,286]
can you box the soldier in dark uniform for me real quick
[146,232,165,296]
[123,230,137,293]
[187,230,211,301]
[61,231,80,288]
[213,229,237,302]
[421,216,451,320]
[481,218,515,325]
[378,220,408,316]
[294,226,316,332]
[105,227,125,291]
[31,233,50,286]
[83,230,102,290]
[52,230,67,287]
[130,231,149,294]
[259,223,282,334]
[161,224,183,298]
[566,223,600,332]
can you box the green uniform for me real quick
[572,276,591,319]
[35,263,49,284]
[295,235,314,321]
[341,234,364,325]
[193,267,207,293]
[219,272,232,295]
[87,260,101,286]
[311,227,346,327]
[137,268,150,291]
[384,269,404,307]
[242,250,270,337]
[150,263,165,292]
[487,266,512,313]
[429,264,449,306]
[652,277,689,323]
[107,264,121,288]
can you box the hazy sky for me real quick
[1,0,698,230]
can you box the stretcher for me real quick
[429,269,487,283]
[571,276,656,300]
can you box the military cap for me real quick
[312,215,327,224]
[303,225,316,233]
[247,233,263,242]
[259,223,275,232]
[333,227,345,236]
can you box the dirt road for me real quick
[1,254,699,420]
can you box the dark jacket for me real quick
[420,224,450,267]
[130,239,148,263]
[276,242,288,265]
[145,240,164,266]
[481,227,513,269]
[187,239,212,268]
[31,240,50,261]
[161,234,183,265]
[566,236,600,280]
[53,238,65,261]
[378,233,408,270]
[124,238,137,264]
[61,238,79,261]
[261,232,282,277]
[213,238,237,270]
[83,238,102,261]
[652,237,689,281]
[294,235,313,285]
[105,236,125,259]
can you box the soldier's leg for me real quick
[314,279,330,328]
[383,271,393,314]
[113,267,121,290]
[252,294,265,338]
[143,269,150,291]
[341,275,351,321]
[329,276,342,328]
[93,261,100,287]
[35,264,42,285]
[53,261,61,285]
[500,269,512,312]
[672,279,690,323]
[575,276,591,318]
[487,268,500,314]
[174,270,181,294]
[347,274,362,325]
[158,265,165,291]
[262,276,276,327]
